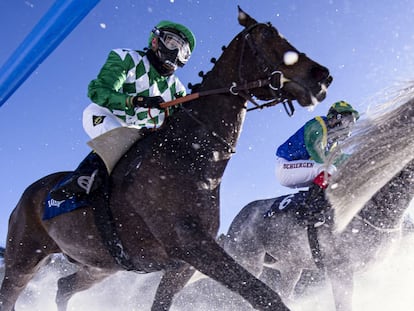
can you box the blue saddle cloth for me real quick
[43,174,90,220]
[264,191,307,218]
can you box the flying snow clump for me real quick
[284,51,299,65]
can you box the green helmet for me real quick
[149,20,196,52]
[327,101,359,120]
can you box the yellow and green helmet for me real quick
[149,20,196,52]
[327,101,359,120]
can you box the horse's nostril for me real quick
[325,75,333,87]
[311,66,330,83]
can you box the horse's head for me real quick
[234,6,332,107]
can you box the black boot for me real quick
[50,152,107,200]
[302,184,328,227]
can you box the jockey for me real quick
[275,101,359,218]
[50,21,196,200]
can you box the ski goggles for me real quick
[153,28,191,66]
[333,112,356,129]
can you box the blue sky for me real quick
[0,0,414,245]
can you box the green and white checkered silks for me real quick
[110,48,186,128]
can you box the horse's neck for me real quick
[359,159,414,228]
[186,50,248,152]
[200,77,246,132]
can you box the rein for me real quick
[159,77,275,109]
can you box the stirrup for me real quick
[313,214,326,228]
[77,169,98,194]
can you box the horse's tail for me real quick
[327,84,414,232]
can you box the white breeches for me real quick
[83,103,128,139]
[275,157,336,188]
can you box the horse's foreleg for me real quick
[327,267,354,311]
[151,262,195,311]
[259,267,282,293]
[224,234,266,278]
[170,223,290,311]
[56,266,112,311]
[272,267,302,301]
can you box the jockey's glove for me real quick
[313,171,331,189]
[130,96,165,109]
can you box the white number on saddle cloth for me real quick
[278,194,294,210]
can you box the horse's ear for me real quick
[238,6,258,28]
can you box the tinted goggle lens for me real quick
[155,29,191,64]
[336,113,356,128]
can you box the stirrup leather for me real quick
[77,169,98,194]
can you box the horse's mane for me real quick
[326,81,414,232]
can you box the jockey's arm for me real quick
[304,118,327,164]
[87,50,135,114]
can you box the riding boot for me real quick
[50,151,108,200]
[303,172,331,227]
[301,184,326,227]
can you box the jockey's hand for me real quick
[133,96,165,109]
[313,171,331,189]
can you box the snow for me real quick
[1,233,413,310]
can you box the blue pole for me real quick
[0,0,100,108]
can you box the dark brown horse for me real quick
[0,7,331,311]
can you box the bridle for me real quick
[238,22,295,116]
